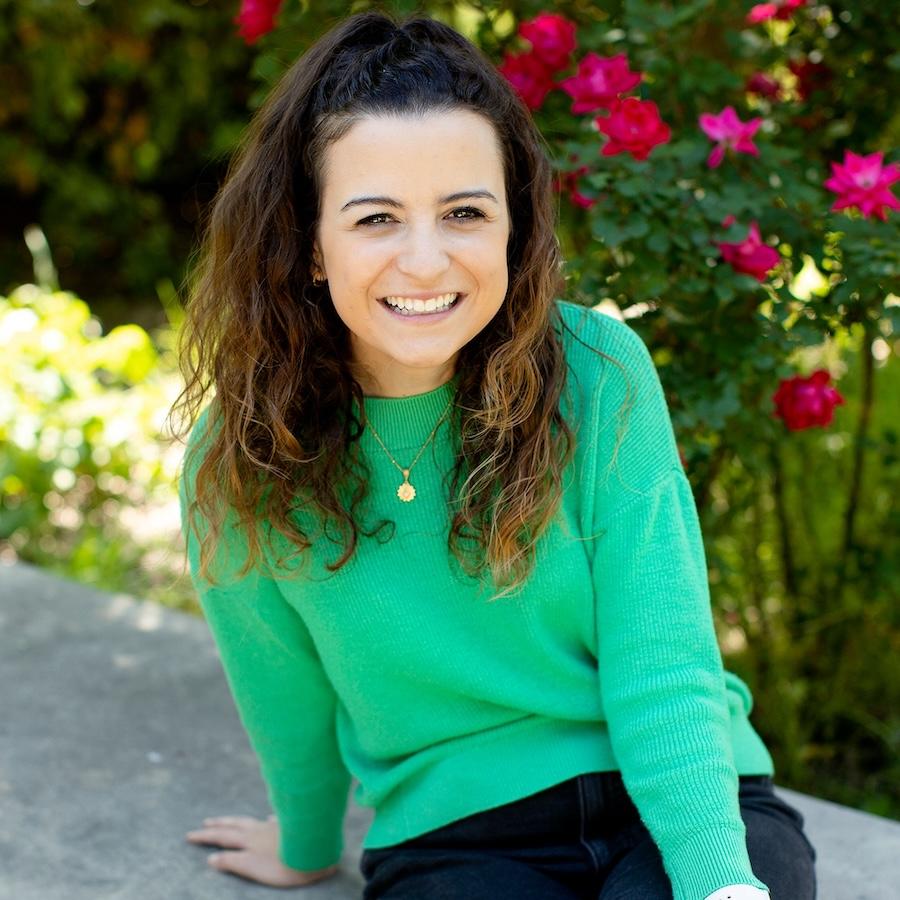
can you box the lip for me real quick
[378,293,466,321]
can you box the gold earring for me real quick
[312,270,327,285]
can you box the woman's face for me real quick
[312,109,511,397]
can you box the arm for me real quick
[180,409,352,871]
[586,321,769,900]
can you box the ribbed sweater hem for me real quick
[360,710,772,851]
[361,715,615,849]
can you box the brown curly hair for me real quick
[168,9,618,601]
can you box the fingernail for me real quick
[208,854,220,865]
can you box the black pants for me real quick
[360,772,817,899]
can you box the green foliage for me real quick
[0,0,256,322]
[705,322,900,818]
[0,283,193,609]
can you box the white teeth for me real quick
[382,292,460,315]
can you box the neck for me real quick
[353,363,458,398]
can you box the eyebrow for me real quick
[340,189,500,213]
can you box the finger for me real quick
[185,827,247,848]
[202,816,259,827]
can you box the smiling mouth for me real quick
[378,294,465,317]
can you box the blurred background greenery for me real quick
[1,0,898,821]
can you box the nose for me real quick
[394,222,452,282]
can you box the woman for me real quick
[174,10,817,899]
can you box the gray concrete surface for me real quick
[2,559,898,899]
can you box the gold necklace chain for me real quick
[364,396,454,502]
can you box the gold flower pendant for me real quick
[397,470,416,502]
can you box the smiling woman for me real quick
[169,9,815,900]
[311,109,511,398]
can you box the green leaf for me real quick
[617,177,647,198]
[591,216,631,248]
[647,230,670,254]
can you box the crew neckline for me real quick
[353,373,461,452]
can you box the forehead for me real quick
[319,109,505,197]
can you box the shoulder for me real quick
[185,402,219,451]
[552,299,659,417]
[179,400,259,586]
[554,299,654,379]
[183,402,222,464]
[552,300,683,512]
[179,401,223,506]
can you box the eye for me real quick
[358,213,394,227]
[357,207,487,227]
[447,206,486,221]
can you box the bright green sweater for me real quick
[179,299,774,900]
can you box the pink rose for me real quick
[499,50,556,111]
[594,97,671,162]
[716,217,781,281]
[234,0,284,44]
[559,52,643,114]
[824,150,900,222]
[772,370,845,431]
[746,0,807,25]
[518,12,577,72]
[699,106,764,168]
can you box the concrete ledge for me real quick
[2,561,897,899]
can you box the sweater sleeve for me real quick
[179,408,352,871]
[586,321,770,900]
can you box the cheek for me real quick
[451,236,507,275]
[476,248,510,286]
[328,253,382,299]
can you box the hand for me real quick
[703,887,770,900]
[185,813,340,887]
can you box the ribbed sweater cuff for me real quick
[277,809,344,872]
[270,779,349,871]
[665,826,769,900]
